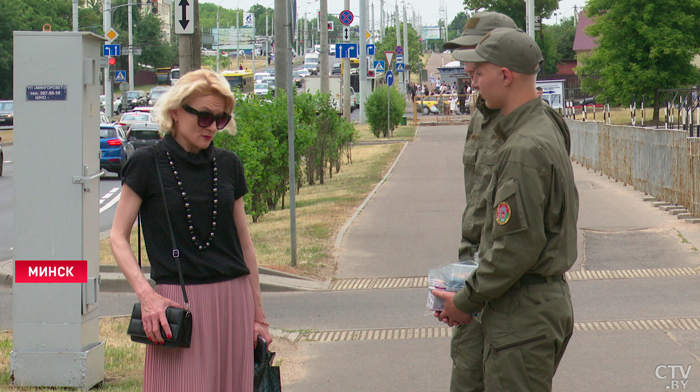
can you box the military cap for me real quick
[451,28,543,75]
[443,12,518,50]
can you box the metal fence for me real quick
[568,119,700,217]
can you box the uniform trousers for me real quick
[451,279,573,392]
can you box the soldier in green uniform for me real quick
[440,12,517,392]
[433,28,579,391]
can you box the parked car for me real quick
[0,136,4,177]
[254,82,269,96]
[331,63,341,75]
[127,122,162,150]
[123,90,148,112]
[148,86,170,106]
[0,100,13,127]
[118,111,157,129]
[100,124,134,178]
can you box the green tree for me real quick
[448,12,469,41]
[576,0,700,121]
[462,0,559,30]
[375,25,422,76]
[365,86,406,138]
[536,17,576,74]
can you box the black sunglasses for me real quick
[182,105,232,130]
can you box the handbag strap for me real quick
[153,145,190,309]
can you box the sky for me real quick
[210,0,588,29]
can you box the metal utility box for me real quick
[11,31,105,390]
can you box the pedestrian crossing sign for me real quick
[395,63,404,73]
[373,60,385,72]
[115,71,127,82]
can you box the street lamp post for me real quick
[216,0,225,73]
[236,0,243,70]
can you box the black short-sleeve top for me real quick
[121,134,250,285]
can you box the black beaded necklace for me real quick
[164,150,218,251]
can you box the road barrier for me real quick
[568,119,700,217]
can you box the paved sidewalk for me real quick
[284,122,700,392]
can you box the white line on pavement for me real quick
[99,187,120,205]
[99,191,120,213]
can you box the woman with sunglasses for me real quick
[110,69,272,391]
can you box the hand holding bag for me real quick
[126,146,193,348]
[254,335,282,392]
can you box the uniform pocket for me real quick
[463,146,478,166]
[484,331,556,391]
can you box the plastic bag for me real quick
[427,253,479,312]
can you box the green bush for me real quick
[215,90,356,222]
[365,85,406,138]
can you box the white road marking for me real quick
[99,187,119,205]
[99,191,121,213]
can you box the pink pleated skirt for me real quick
[143,276,255,392]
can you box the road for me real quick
[0,144,122,262]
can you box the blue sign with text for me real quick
[26,85,67,101]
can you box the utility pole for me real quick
[526,0,535,39]
[403,1,408,86]
[395,1,401,94]
[236,10,241,69]
[266,11,269,71]
[216,7,221,73]
[343,0,351,121]
[72,0,79,31]
[179,0,202,75]
[128,0,134,90]
[252,14,256,73]
[320,0,328,93]
[359,0,368,124]
[103,0,113,116]
[285,0,297,267]
[380,0,384,40]
[371,2,375,42]
[274,0,288,94]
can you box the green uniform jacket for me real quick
[460,96,503,259]
[454,98,579,315]
[460,97,571,259]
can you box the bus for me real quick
[341,58,359,76]
[221,70,255,95]
[156,67,171,85]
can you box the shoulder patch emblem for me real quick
[496,202,511,225]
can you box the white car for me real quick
[298,68,310,78]
[254,82,269,96]
[254,72,271,82]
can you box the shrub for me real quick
[365,85,406,138]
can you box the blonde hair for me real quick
[155,69,237,135]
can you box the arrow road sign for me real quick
[175,0,193,34]
[366,44,375,56]
[339,10,354,25]
[385,51,394,66]
[395,63,404,73]
[342,26,350,42]
[336,43,359,59]
[103,44,121,56]
[115,70,127,82]
[386,70,394,87]
[395,45,403,55]
[373,60,385,72]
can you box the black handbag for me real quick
[126,146,193,348]
[254,336,282,392]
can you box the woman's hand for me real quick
[254,321,273,348]
[139,291,185,344]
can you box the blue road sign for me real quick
[386,71,394,87]
[366,44,375,56]
[339,10,354,25]
[103,44,121,56]
[373,60,385,72]
[335,43,359,59]
[395,63,405,73]
[395,45,403,55]
[115,70,127,82]
[396,55,404,63]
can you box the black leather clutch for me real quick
[127,303,193,348]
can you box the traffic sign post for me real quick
[395,63,404,73]
[115,70,127,83]
[339,10,354,25]
[366,44,375,56]
[395,45,403,56]
[396,55,403,63]
[336,43,359,59]
[386,70,394,138]
[342,26,351,42]
[385,51,395,67]
[385,70,394,87]
[175,0,194,34]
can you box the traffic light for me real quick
[108,57,116,80]
[108,57,117,66]
[152,0,158,14]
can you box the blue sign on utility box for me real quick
[26,85,68,101]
